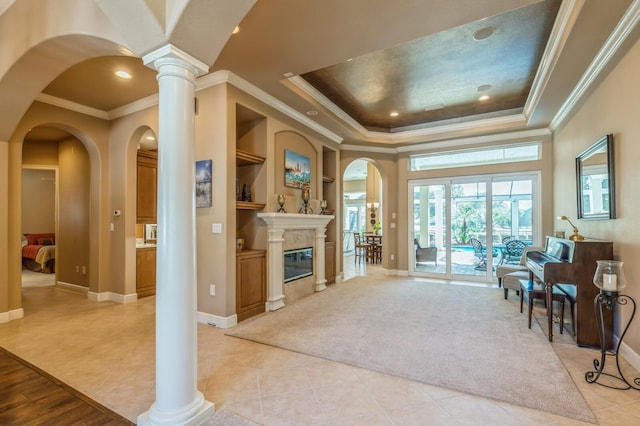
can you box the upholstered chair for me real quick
[497,245,543,299]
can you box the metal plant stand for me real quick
[585,291,640,390]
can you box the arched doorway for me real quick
[20,125,91,292]
[342,159,383,278]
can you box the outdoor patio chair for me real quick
[504,239,527,264]
[470,237,487,268]
[414,239,437,265]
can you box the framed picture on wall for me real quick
[195,159,212,208]
[284,150,310,189]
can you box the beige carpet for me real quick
[227,275,596,424]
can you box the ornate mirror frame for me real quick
[576,133,615,219]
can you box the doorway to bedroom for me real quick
[21,166,57,287]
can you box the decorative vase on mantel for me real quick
[299,188,312,214]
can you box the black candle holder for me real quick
[585,290,640,390]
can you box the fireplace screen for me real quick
[283,247,313,283]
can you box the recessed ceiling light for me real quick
[477,84,492,92]
[232,26,240,34]
[283,72,294,78]
[473,26,495,41]
[145,135,155,141]
[389,111,399,117]
[306,110,318,116]
[478,95,490,101]
[115,70,131,79]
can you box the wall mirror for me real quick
[576,133,615,219]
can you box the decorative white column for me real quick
[314,227,327,292]
[138,45,214,426]
[265,228,286,311]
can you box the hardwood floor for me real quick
[0,347,133,426]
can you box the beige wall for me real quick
[22,140,58,166]
[57,138,90,286]
[21,168,56,234]
[553,36,640,356]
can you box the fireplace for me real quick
[257,212,334,311]
[283,247,313,283]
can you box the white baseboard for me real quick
[0,308,24,323]
[197,311,237,329]
[619,340,640,374]
[57,281,88,293]
[396,269,409,276]
[88,291,138,303]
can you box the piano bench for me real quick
[518,279,569,334]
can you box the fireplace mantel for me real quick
[257,212,334,230]
[257,213,334,311]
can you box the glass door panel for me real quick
[410,173,538,282]
[412,183,447,276]
[450,181,493,278]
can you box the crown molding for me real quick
[36,93,109,119]
[340,144,398,154]
[340,127,550,154]
[551,0,640,130]
[108,93,159,119]
[197,70,343,144]
[524,0,585,120]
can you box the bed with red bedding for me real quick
[22,233,56,273]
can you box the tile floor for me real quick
[1,263,640,425]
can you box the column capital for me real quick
[143,44,209,76]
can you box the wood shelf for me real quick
[236,149,266,166]
[324,209,335,215]
[322,175,335,183]
[236,201,266,210]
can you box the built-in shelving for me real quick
[236,149,266,167]
[236,201,266,210]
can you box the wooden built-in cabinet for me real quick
[136,247,156,297]
[236,249,267,322]
[136,150,158,224]
[325,241,336,285]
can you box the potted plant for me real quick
[373,221,382,235]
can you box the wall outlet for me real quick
[75,265,79,273]
[212,223,222,234]
[391,254,395,260]
[209,284,216,296]
[81,266,86,275]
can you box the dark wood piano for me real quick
[526,236,613,348]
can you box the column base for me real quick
[138,396,214,426]
[315,279,327,292]
[266,296,285,311]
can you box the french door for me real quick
[409,172,539,282]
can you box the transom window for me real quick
[409,143,540,171]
